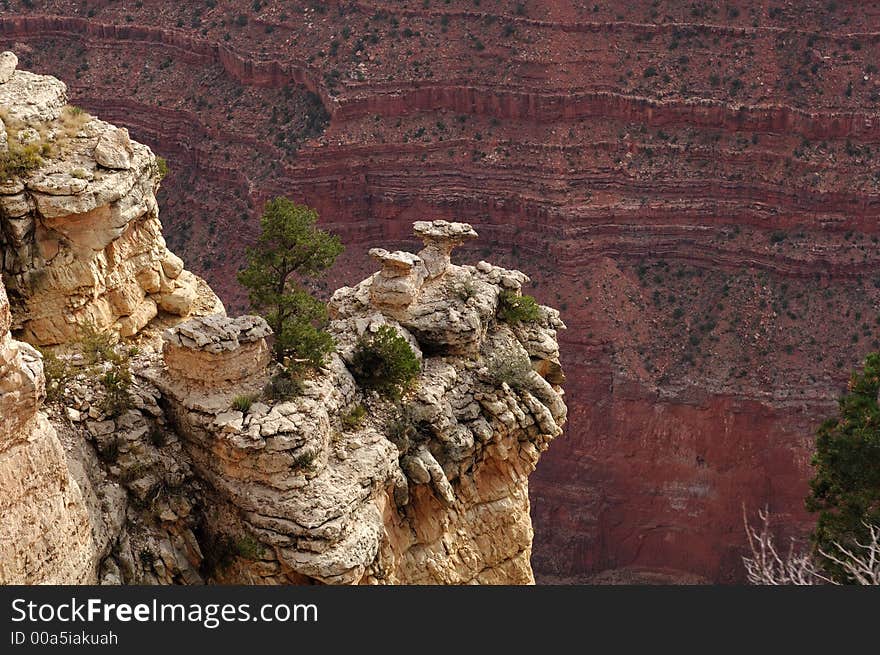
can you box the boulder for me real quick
[93,127,133,170]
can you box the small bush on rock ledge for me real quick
[100,368,132,417]
[292,449,318,471]
[38,347,72,402]
[351,326,420,401]
[39,323,133,414]
[487,345,533,390]
[231,393,259,413]
[154,156,169,181]
[80,322,124,366]
[263,370,304,402]
[0,142,43,179]
[497,290,541,323]
[234,535,265,561]
[341,403,367,429]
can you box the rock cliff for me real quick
[0,50,212,344]
[151,221,565,584]
[0,57,565,585]
[0,273,94,583]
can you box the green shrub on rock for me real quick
[350,326,420,400]
[263,370,304,402]
[341,403,367,429]
[231,393,259,413]
[496,290,541,324]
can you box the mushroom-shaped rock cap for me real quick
[0,51,17,84]
[413,220,478,279]
[369,248,423,274]
[413,220,478,246]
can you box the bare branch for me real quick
[741,506,834,585]
[818,522,880,585]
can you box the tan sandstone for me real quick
[0,276,96,584]
[152,221,566,585]
[0,56,567,587]
[0,54,208,345]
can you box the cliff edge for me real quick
[0,55,566,585]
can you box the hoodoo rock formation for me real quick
[150,220,566,584]
[0,59,565,584]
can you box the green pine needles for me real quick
[807,352,880,582]
[237,198,343,369]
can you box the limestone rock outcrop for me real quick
[163,314,271,390]
[0,276,95,584]
[0,55,567,586]
[0,51,16,85]
[0,54,207,345]
[155,221,566,584]
[0,57,218,586]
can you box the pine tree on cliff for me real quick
[238,198,343,368]
[807,352,880,582]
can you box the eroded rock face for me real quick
[0,58,220,586]
[0,54,566,586]
[156,221,566,584]
[163,314,271,390]
[0,50,16,84]
[1,217,565,586]
[0,56,204,344]
[0,276,95,584]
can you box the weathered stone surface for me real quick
[157,220,566,585]
[163,314,272,389]
[0,57,217,344]
[413,219,478,279]
[93,127,133,170]
[0,47,567,588]
[368,248,427,308]
[0,51,17,84]
[0,277,95,584]
[156,270,199,317]
[0,68,66,124]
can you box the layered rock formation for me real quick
[152,220,566,584]
[0,55,216,584]
[0,57,564,585]
[0,51,203,344]
[4,2,873,581]
[0,275,94,584]
[8,0,866,581]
